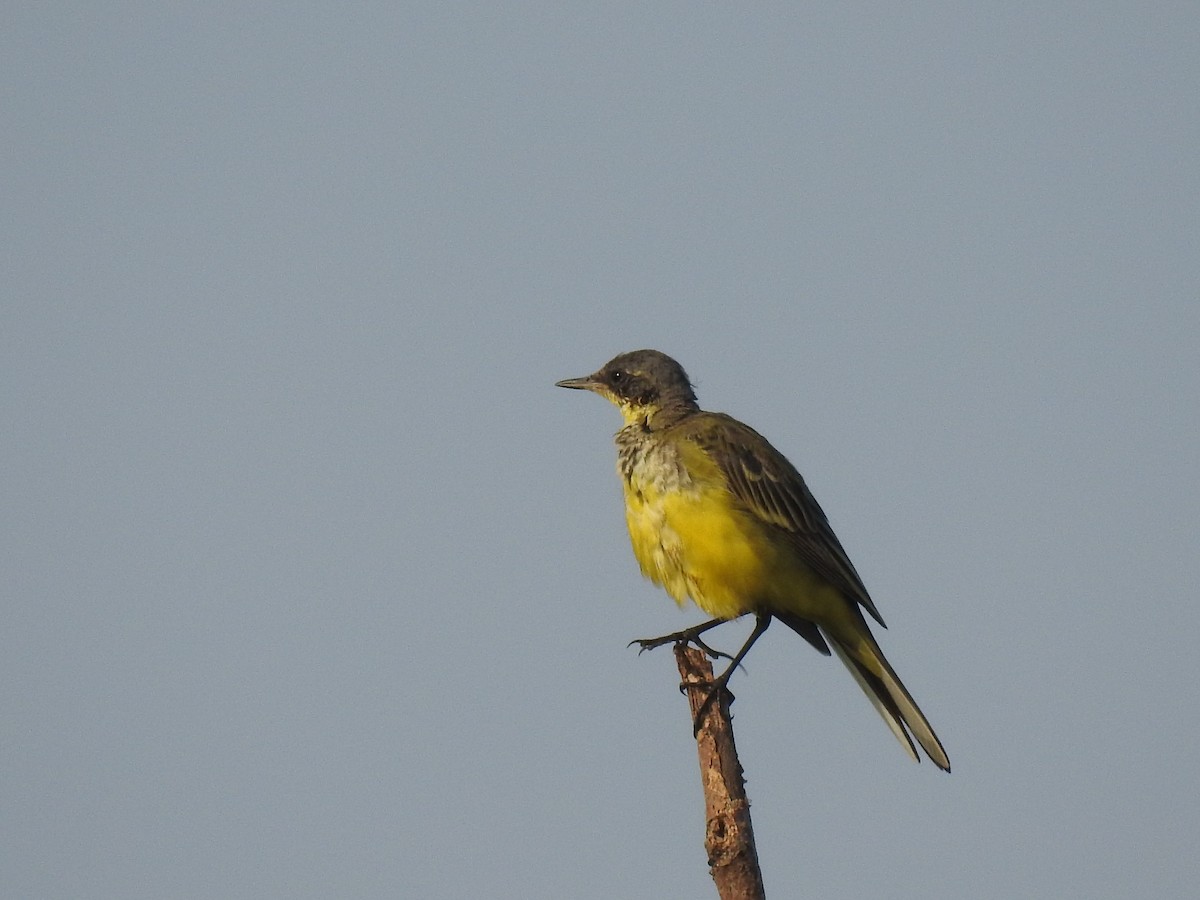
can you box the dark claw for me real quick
[690,684,735,735]
[692,637,735,663]
[628,617,730,656]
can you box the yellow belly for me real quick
[624,478,837,622]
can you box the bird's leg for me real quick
[690,614,772,735]
[629,616,733,661]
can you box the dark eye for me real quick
[611,370,624,382]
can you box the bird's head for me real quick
[556,349,699,427]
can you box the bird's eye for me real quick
[611,370,624,382]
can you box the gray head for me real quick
[556,349,699,425]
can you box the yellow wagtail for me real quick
[557,349,949,771]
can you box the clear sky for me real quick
[4,3,1198,898]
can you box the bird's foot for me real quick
[683,679,736,736]
[628,621,734,662]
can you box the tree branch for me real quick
[674,643,766,900]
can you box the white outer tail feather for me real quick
[828,635,950,772]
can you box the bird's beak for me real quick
[555,374,602,392]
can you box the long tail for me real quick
[828,632,950,772]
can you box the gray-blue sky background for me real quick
[4,3,1198,898]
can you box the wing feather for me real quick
[686,413,886,627]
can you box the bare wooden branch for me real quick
[674,643,766,900]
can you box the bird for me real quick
[556,349,949,771]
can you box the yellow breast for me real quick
[622,464,776,620]
[620,433,839,623]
